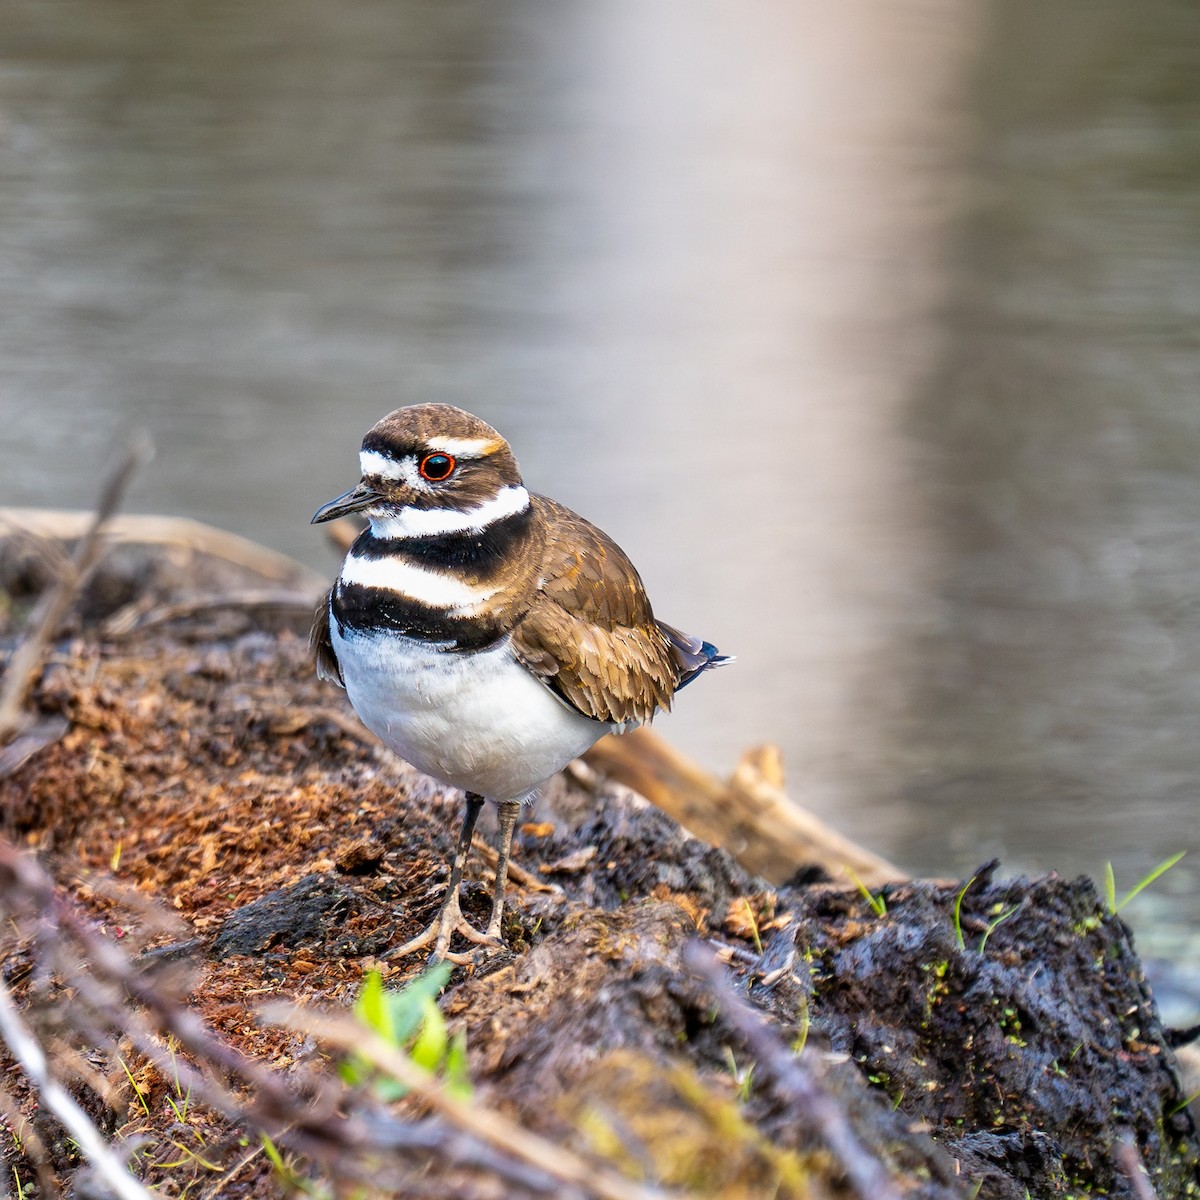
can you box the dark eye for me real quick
[419,453,456,481]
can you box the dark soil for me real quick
[1,539,1197,1199]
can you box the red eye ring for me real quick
[419,452,456,482]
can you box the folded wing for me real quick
[511,497,714,727]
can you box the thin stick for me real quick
[683,941,904,1200]
[207,1139,267,1195]
[0,975,154,1200]
[0,437,151,741]
[263,1005,673,1200]
[1115,1135,1158,1200]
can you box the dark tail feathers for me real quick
[661,622,733,692]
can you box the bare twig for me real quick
[353,1114,584,1196]
[683,941,904,1200]
[1115,1134,1158,1200]
[0,714,69,777]
[204,1137,268,1194]
[262,1005,674,1200]
[0,437,151,742]
[0,974,154,1200]
[265,703,380,746]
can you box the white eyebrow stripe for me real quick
[366,486,531,539]
[341,553,501,612]
[423,435,503,457]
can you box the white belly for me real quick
[332,624,610,801]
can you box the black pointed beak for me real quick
[311,481,381,524]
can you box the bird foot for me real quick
[385,888,504,967]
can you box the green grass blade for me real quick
[845,865,887,917]
[952,876,975,951]
[977,904,1019,954]
[1116,851,1186,912]
[260,1134,285,1171]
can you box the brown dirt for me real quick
[1,539,1198,1199]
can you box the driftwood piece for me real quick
[583,727,902,889]
[0,508,326,591]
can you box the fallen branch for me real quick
[351,1113,586,1196]
[471,832,559,894]
[583,728,902,889]
[0,507,326,590]
[0,714,69,779]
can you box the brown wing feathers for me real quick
[511,497,679,726]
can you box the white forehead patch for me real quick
[368,486,531,540]
[360,449,422,485]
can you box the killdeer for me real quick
[312,404,729,964]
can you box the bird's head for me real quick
[312,404,526,535]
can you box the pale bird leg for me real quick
[387,792,505,966]
[485,800,521,940]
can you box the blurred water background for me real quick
[2,1,1198,1007]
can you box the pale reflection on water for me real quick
[1,1,1198,973]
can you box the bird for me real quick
[311,404,729,965]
